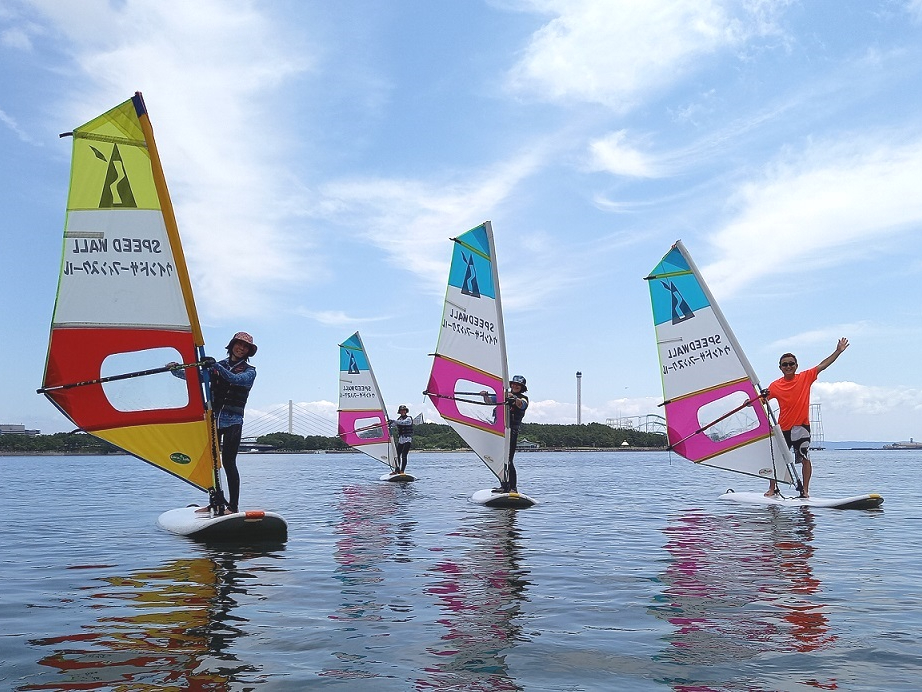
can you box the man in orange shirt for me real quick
[764,338,849,498]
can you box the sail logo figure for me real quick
[347,352,361,375]
[89,143,137,208]
[663,280,695,324]
[460,253,481,298]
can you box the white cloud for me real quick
[317,149,564,307]
[704,135,922,296]
[764,322,870,352]
[0,108,38,144]
[297,309,391,327]
[815,381,922,417]
[1,26,32,49]
[587,130,661,178]
[506,0,784,109]
[907,0,922,23]
[26,0,315,318]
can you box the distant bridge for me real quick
[243,400,337,439]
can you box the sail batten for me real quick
[338,332,398,471]
[40,94,218,492]
[647,241,794,484]
[426,222,510,482]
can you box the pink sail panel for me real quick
[665,380,770,463]
[338,410,391,448]
[426,356,505,436]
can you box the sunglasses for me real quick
[780,362,797,368]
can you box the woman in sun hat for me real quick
[168,331,258,514]
[208,332,258,513]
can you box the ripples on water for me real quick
[1,450,920,690]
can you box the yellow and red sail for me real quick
[40,93,218,491]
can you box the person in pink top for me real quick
[764,338,849,498]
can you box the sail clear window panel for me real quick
[454,378,498,426]
[697,390,760,442]
[353,416,386,440]
[101,347,189,412]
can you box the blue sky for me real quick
[3,0,922,442]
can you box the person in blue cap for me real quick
[482,375,529,493]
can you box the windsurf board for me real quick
[157,505,288,541]
[718,490,883,510]
[380,472,417,482]
[470,488,537,508]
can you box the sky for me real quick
[3,0,922,443]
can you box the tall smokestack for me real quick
[576,371,582,425]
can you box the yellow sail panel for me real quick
[97,420,218,491]
[67,99,161,213]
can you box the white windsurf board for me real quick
[380,471,417,482]
[157,505,288,541]
[470,488,537,508]
[718,490,883,510]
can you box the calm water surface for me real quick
[1,450,920,690]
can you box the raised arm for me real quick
[816,337,849,373]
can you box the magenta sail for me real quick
[647,241,795,485]
[337,331,398,471]
[425,222,511,482]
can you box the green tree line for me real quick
[0,431,122,453]
[252,421,665,451]
[1,423,665,453]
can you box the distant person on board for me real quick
[169,331,257,514]
[763,338,849,499]
[390,405,413,474]
[482,375,529,494]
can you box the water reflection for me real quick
[20,549,281,691]
[323,482,417,681]
[651,506,836,689]
[419,509,530,691]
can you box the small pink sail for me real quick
[338,331,398,471]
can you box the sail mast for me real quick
[133,92,204,347]
[484,221,512,474]
[134,93,221,495]
[673,241,758,385]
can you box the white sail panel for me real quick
[54,209,189,329]
[655,306,749,401]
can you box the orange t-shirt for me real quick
[768,367,818,430]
